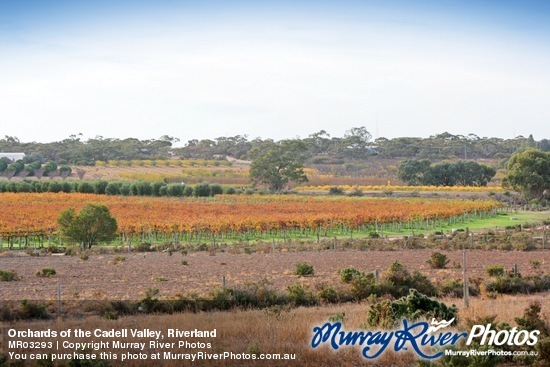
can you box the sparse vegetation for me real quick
[35,267,56,278]
[295,262,314,277]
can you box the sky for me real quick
[1,0,549,145]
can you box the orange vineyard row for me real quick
[0,193,500,237]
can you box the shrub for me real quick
[119,183,132,196]
[350,273,376,300]
[104,182,122,195]
[377,261,436,297]
[112,256,126,264]
[36,267,56,278]
[194,182,212,197]
[94,180,109,195]
[515,301,549,335]
[210,184,223,196]
[77,181,95,194]
[294,262,314,277]
[348,187,364,197]
[427,252,450,269]
[183,185,194,197]
[134,243,152,252]
[19,300,49,320]
[0,269,20,281]
[328,312,346,323]
[287,283,317,306]
[486,265,505,277]
[135,181,153,196]
[317,284,339,303]
[140,287,160,313]
[152,181,166,196]
[328,186,344,195]
[366,289,458,328]
[224,186,237,195]
[339,267,363,283]
[484,275,538,295]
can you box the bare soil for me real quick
[1,249,548,300]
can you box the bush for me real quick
[427,252,450,269]
[77,181,95,194]
[119,183,132,196]
[328,186,344,195]
[0,269,20,281]
[295,262,314,277]
[167,183,184,196]
[19,300,49,320]
[366,289,458,329]
[377,261,436,297]
[94,180,109,195]
[486,265,505,277]
[287,283,317,306]
[224,186,237,195]
[210,184,223,196]
[317,285,339,303]
[36,267,56,278]
[484,276,535,294]
[348,187,364,197]
[152,181,166,196]
[105,182,122,195]
[194,182,212,197]
[134,243,152,252]
[350,273,376,300]
[135,181,153,196]
[339,267,363,283]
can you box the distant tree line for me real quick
[397,160,496,186]
[2,130,546,165]
[0,180,237,197]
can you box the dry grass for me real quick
[2,294,546,366]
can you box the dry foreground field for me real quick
[0,248,549,366]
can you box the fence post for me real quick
[374,269,379,284]
[222,276,226,290]
[57,282,62,313]
[463,248,469,308]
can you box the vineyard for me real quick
[0,193,500,247]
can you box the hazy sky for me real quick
[1,0,549,145]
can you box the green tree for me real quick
[249,140,309,192]
[397,159,431,185]
[503,149,550,201]
[57,204,118,249]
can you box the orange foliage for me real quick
[0,193,499,235]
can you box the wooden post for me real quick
[333,237,337,250]
[514,263,518,276]
[374,269,379,284]
[463,248,469,308]
[57,282,62,313]
[222,276,226,290]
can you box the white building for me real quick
[0,152,25,162]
